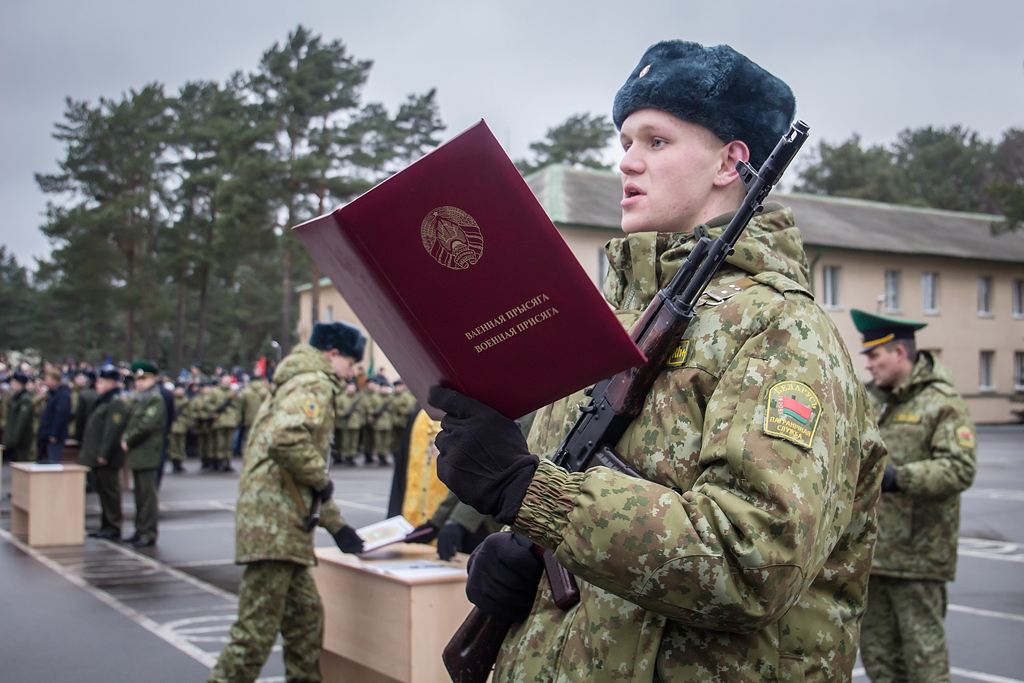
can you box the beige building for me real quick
[299,165,1024,423]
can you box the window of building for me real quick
[325,305,334,322]
[884,271,901,312]
[1015,351,1024,391]
[597,249,609,289]
[980,350,995,391]
[1014,279,1024,318]
[978,276,992,316]
[822,266,840,308]
[922,272,939,314]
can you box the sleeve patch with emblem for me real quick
[892,413,922,424]
[146,405,158,416]
[112,413,122,424]
[303,399,321,420]
[763,380,822,449]
[955,424,975,449]
[665,340,690,368]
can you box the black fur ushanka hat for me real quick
[612,41,795,167]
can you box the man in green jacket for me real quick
[208,321,369,683]
[80,365,129,539]
[120,361,167,548]
[169,385,191,473]
[852,310,977,683]
[428,41,887,682]
[333,380,362,466]
[3,372,35,461]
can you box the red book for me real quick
[293,121,644,420]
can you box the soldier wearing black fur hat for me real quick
[120,361,167,548]
[428,40,885,682]
[208,321,368,683]
[80,365,129,539]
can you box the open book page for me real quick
[356,516,416,552]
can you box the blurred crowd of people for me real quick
[0,353,420,474]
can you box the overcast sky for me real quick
[2,0,1022,268]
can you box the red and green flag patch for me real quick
[764,380,822,449]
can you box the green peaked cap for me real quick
[131,360,159,376]
[850,308,926,352]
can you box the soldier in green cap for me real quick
[851,309,977,683]
[80,365,129,539]
[120,361,167,548]
[427,40,887,683]
[208,321,369,683]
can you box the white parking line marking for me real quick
[958,538,1024,563]
[949,604,1024,625]
[963,488,1024,502]
[855,666,1024,682]
[950,668,1024,683]
[0,527,220,667]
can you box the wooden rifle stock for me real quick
[441,120,809,682]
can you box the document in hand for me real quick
[293,120,645,420]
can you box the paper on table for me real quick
[360,560,466,581]
[26,464,65,472]
[356,516,416,552]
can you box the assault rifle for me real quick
[442,120,810,683]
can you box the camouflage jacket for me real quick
[239,383,270,429]
[499,206,887,683]
[867,351,976,582]
[3,390,35,459]
[171,395,192,434]
[123,386,167,470]
[333,390,363,430]
[79,389,129,469]
[390,389,419,424]
[234,344,346,566]
[365,392,394,430]
[211,385,241,429]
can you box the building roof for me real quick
[524,165,1024,263]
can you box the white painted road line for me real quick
[963,488,1024,502]
[949,604,1024,625]
[854,666,1024,682]
[0,527,220,668]
[958,538,1024,564]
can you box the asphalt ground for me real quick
[1,427,1022,683]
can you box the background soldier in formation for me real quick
[168,384,191,473]
[238,371,270,454]
[208,321,368,683]
[211,373,240,472]
[120,361,167,548]
[389,379,417,455]
[428,40,887,682]
[70,369,97,441]
[333,380,362,466]
[853,310,978,683]
[368,378,394,466]
[195,381,216,469]
[3,371,35,461]
[79,365,129,539]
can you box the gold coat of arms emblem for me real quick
[421,206,484,270]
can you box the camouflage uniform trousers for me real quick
[208,560,324,683]
[371,428,391,457]
[215,428,235,462]
[169,433,186,462]
[861,575,950,683]
[340,429,361,459]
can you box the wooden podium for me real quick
[311,544,474,683]
[9,462,90,546]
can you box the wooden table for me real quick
[9,462,90,547]
[311,543,475,683]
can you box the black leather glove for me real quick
[315,479,335,503]
[881,465,900,493]
[407,521,439,544]
[333,525,365,554]
[437,520,467,561]
[428,387,539,525]
[466,532,544,622]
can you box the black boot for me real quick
[172,460,185,473]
